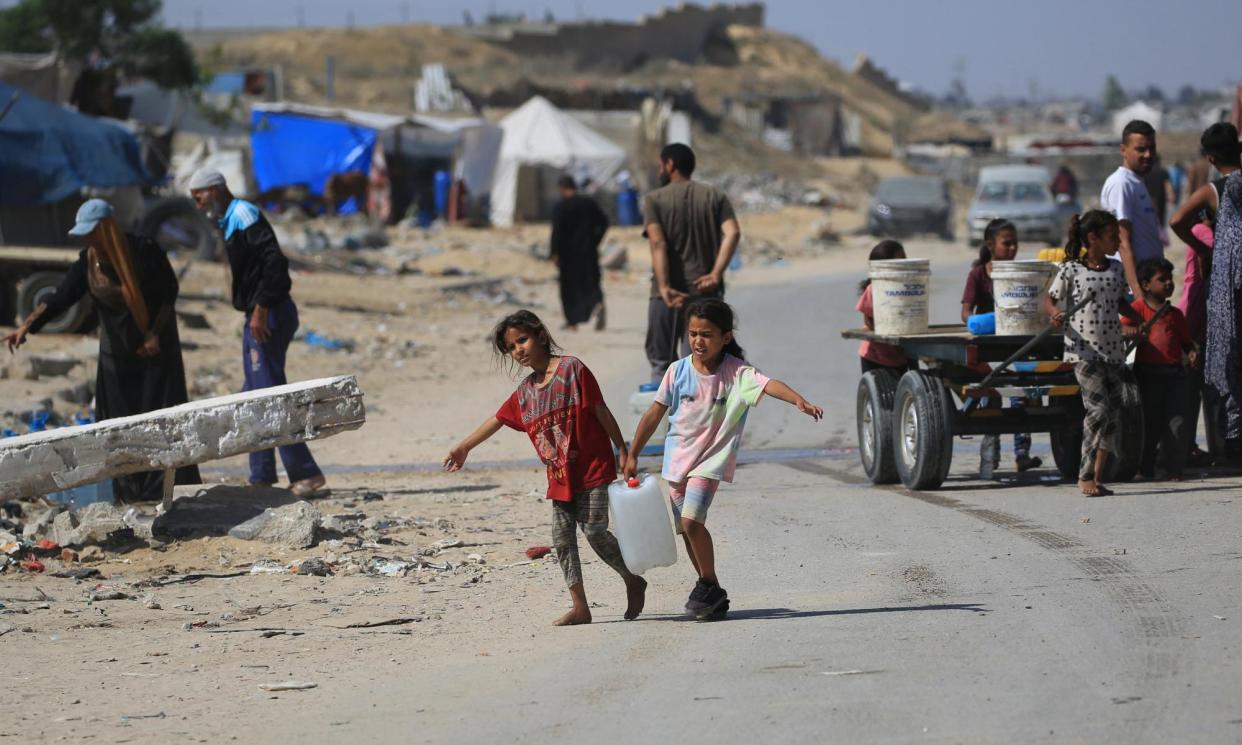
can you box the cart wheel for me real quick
[893,371,954,490]
[1104,369,1144,483]
[857,369,901,484]
[1049,396,1084,481]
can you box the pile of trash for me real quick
[1,500,152,575]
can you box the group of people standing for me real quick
[855,119,1242,497]
[4,170,327,501]
[1042,119,1242,496]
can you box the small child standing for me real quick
[1044,210,1145,497]
[625,298,822,620]
[1121,258,1199,479]
[856,240,912,373]
[960,218,1042,475]
[444,310,646,626]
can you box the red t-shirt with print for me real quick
[495,356,616,502]
[1121,299,1194,366]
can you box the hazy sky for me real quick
[47,0,1242,98]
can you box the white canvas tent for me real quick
[490,96,627,227]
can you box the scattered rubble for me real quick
[227,501,322,549]
[51,502,130,548]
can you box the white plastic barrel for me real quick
[608,475,677,575]
[991,260,1056,335]
[869,259,931,335]
[629,383,668,456]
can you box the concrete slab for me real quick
[0,376,365,499]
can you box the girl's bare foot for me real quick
[553,608,592,626]
[1080,479,1112,497]
[624,576,647,620]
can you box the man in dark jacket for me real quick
[550,175,609,330]
[190,169,327,497]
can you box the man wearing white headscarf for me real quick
[190,169,328,497]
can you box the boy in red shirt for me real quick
[1122,258,1199,479]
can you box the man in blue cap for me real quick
[189,169,327,497]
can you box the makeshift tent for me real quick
[0,81,151,206]
[250,107,377,214]
[249,102,500,220]
[490,96,627,227]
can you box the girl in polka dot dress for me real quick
[1043,210,1145,496]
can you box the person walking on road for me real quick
[1100,119,1164,299]
[642,143,741,382]
[3,199,200,502]
[625,298,822,620]
[189,169,327,497]
[444,310,646,626]
[549,175,609,331]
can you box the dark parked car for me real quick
[866,176,953,240]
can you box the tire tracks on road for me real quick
[783,458,1189,740]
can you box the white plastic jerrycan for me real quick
[608,474,678,575]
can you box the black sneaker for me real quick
[685,578,712,611]
[687,581,728,620]
[704,597,730,621]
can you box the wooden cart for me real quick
[840,324,1143,490]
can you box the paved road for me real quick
[289,245,1242,743]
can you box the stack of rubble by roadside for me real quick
[1,484,545,589]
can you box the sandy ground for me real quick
[0,207,982,742]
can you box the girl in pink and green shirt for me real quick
[626,298,822,620]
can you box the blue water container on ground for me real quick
[433,170,451,217]
[616,189,641,226]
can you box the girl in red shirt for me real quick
[444,310,646,626]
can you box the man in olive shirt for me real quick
[642,144,742,380]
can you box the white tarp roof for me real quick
[490,96,627,227]
[250,101,488,133]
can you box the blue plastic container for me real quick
[433,170,451,217]
[967,312,996,335]
[616,189,641,226]
[49,480,115,509]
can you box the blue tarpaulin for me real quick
[250,110,375,214]
[0,82,152,206]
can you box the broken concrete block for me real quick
[154,485,301,539]
[51,502,128,547]
[25,354,80,379]
[57,381,94,406]
[176,310,212,330]
[22,506,66,539]
[0,376,365,499]
[228,501,321,549]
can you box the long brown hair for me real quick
[93,217,150,334]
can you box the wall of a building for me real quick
[474,4,764,70]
